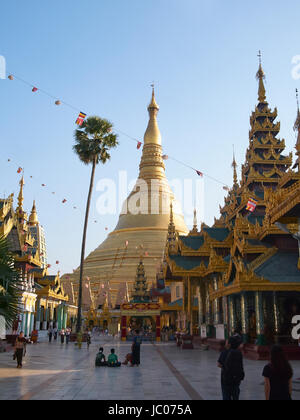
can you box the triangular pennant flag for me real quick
[62,199,67,204]
[196,170,203,177]
[17,167,22,174]
[32,87,38,92]
[137,142,142,150]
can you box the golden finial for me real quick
[232,146,238,187]
[256,50,266,103]
[148,82,159,111]
[143,84,161,146]
[16,175,25,214]
[29,200,39,226]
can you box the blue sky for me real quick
[1,0,300,274]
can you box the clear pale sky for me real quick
[1,0,300,274]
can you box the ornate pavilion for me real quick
[1,177,77,338]
[165,60,300,359]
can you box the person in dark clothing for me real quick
[222,337,245,400]
[262,345,293,401]
[218,340,230,400]
[14,332,27,368]
[131,330,142,366]
[95,347,107,367]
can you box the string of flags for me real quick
[5,70,229,188]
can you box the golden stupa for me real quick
[66,89,188,305]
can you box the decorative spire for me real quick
[191,208,198,234]
[29,200,39,226]
[256,51,267,103]
[16,176,25,215]
[232,147,238,188]
[167,202,177,253]
[143,85,161,145]
[294,88,300,171]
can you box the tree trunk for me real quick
[76,157,97,333]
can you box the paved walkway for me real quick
[1,336,300,400]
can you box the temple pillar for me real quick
[228,295,235,336]
[29,312,35,336]
[156,315,161,341]
[42,306,48,330]
[197,286,203,336]
[241,293,249,343]
[187,278,194,335]
[222,296,229,339]
[35,300,41,330]
[214,298,219,325]
[273,292,280,341]
[255,291,265,345]
[63,307,68,329]
[205,291,213,337]
[121,316,127,341]
[57,305,62,330]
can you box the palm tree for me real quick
[73,116,118,333]
[0,235,21,329]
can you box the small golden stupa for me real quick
[67,89,188,305]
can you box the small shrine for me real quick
[121,259,161,341]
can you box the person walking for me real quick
[13,332,27,369]
[131,330,142,366]
[60,328,65,344]
[48,327,53,343]
[87,330,91,349]
[222,337,245,400]
[53,327,58,341]
[262,345,293,401]
[65,327,71,344]
[218,340,230,400]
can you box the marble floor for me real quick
[1,336,300,400]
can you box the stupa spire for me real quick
[143,85,161,146]
[29,200,39,226]
[232,147,238,188]
[256,51,267,103]
[16,176,25,215]
[190,208,198,234]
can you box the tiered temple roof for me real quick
[165,58,300,298]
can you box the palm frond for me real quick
[73,116,118,165]
[0,235,22,328]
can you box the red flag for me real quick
[246,198,258,213]
[196,170,203,177]
[17,167,22,174]
[32,87,38,92]
[56,261,59,265]
[137,142,142,150]
[62,199,67,204]
[41,184,46,187]
[47,264,51,268]
[23,245,28,252]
